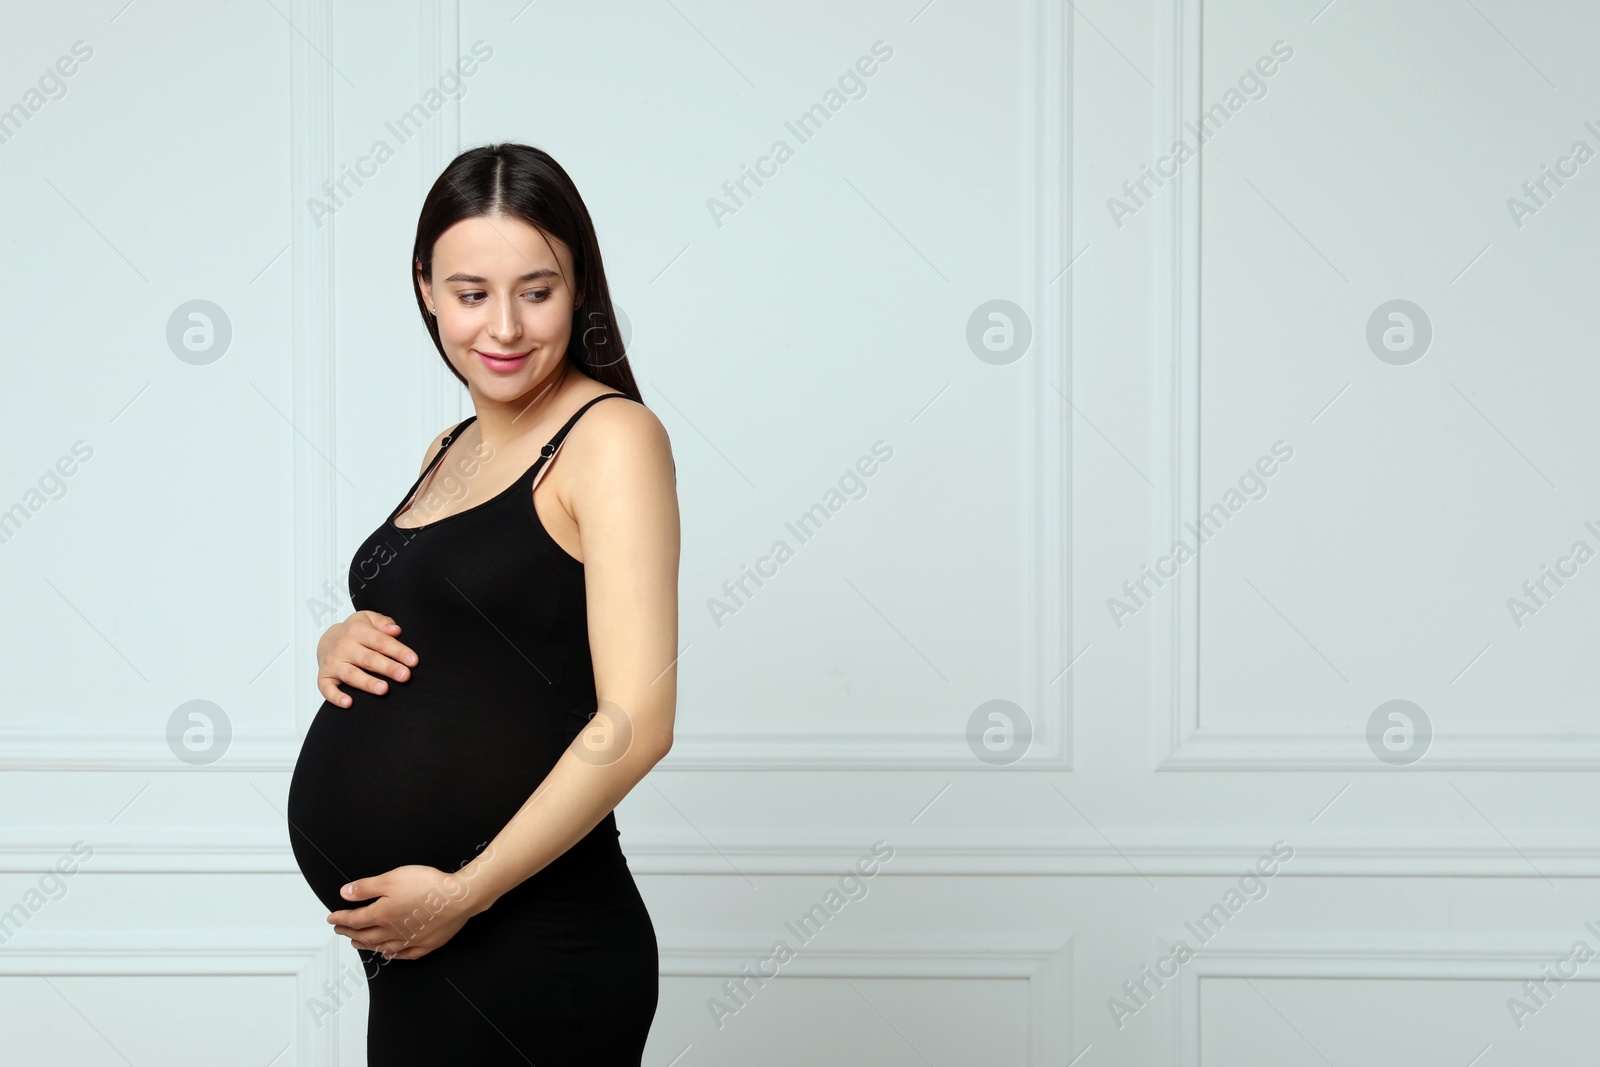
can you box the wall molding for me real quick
[419,0,466,436]
[0,0,1071,774]
[290,0,338,745]
[11,829,1600,877]
[660,937,1072,1066]
[0,0,334,776]
[1146,0,1598,771]
[0,933,343,1065]
[661,0,1074,771]
[1160,931,1594,1066]
[0,932,1071,1067]
[1159,727,1600,771]
[1021,0,1074,772]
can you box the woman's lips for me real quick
[477,349,531,372]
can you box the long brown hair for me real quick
[412,143,642,400]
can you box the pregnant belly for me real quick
[286,688,570,914]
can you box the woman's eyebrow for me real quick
[442,268,560,283]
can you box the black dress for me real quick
[287,392,658,1064]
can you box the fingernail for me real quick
[341,883,353,898]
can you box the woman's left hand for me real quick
[327,864,485,960]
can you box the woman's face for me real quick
[417,214,581,402]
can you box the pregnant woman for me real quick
[287,143,678,1063]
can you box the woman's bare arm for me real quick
[456,398,679,911]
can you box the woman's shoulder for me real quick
[561,385,674,481]
[413,422,462,477]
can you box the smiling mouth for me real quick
[476,349,531,371]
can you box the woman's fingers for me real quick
[341,644,405,687]
[327,660,389,696]
[316,660,391,710]
[350,638,416,682]
[360,610,402,634]
[345,621,417,680]
[368,632,419,671]
[334,925,419,958]
[315,612,419,709]
[316,678,353,708]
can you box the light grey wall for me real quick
[0,0,1592,1063]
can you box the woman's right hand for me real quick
[316,611,418,708]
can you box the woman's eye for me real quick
[454,290,549,305]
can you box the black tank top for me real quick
[287,391,640,913]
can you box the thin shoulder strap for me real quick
[388,415,478,523]
[529,392,634,488]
